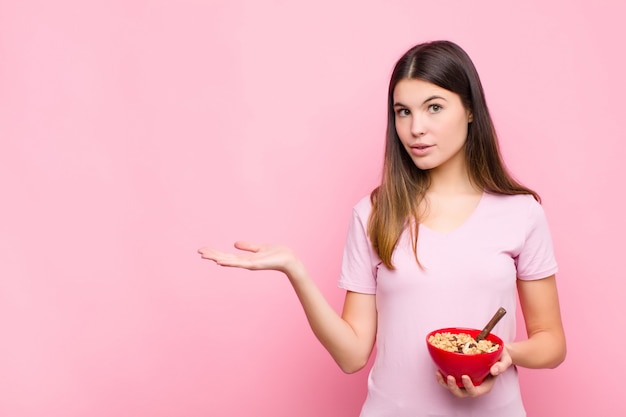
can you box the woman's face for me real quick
[393,78,472,173]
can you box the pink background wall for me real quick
[1,0,624,416]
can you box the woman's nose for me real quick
[410,116,426,137]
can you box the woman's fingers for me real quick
[460,375,479,397]
[436,373,467,398]
[446,375,469,398]
[197,247,241,267]
[436,371,445,386]
[197,247,222,260]
[197,242,261,260]
[491,346,513,376]
[436,372,497,399]
[233,241,262,252]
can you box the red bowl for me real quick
[426,327,504,387]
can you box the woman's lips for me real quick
[410,144,433,156]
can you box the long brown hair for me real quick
[368,40,539,269]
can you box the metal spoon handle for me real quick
[475,307,507,342]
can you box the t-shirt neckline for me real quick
[418,191,487,236]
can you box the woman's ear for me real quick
[468,111,474,123]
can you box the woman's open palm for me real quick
[198,241,299,274]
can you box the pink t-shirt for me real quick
[338,192,558,417]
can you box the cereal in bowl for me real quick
[428,332,500,354]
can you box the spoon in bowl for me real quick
[475,307,507,342]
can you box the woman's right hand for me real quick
[198,241,302,275]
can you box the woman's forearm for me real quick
[197,243,375,373]
[506,330,566,369]
[284,261,375,373]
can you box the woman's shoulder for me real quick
[483,192,540,208]
[352,194,373,219]
[482,192,546,221]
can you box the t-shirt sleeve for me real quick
[337,202,378,294]
[515,198,558,280]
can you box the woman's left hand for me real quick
[436,345,513,398]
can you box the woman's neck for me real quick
[426,163,481,196]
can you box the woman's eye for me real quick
[428,104,443,113]
[396,108,410,117]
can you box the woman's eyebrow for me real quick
[393,96,447,108]
[422,95,446,104]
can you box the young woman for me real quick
[198,40,566,417]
